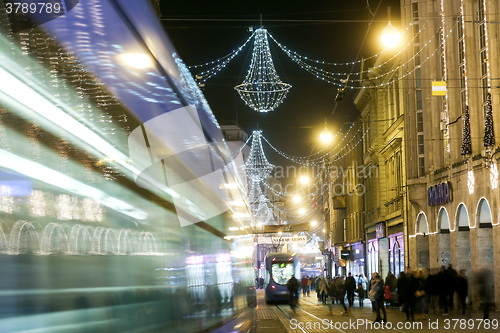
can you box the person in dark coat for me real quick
[415,268,428,320]
[372,273,386,322]
[455,269,468,315]
[357,282,365,307]
[345,273,356,307]
[444,264,457,314]
[287,276,299,308]
[336,277,348,314]
[397,271,406,310]
[401,268,418,321]
[329,279,336,304]
[385,271,397,308]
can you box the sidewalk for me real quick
[291,293,499,332]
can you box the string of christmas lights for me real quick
[231,134,253,158]
[461,105,472,155]
[243,130,274,182]
[266,23,415,67]
[268,25,422,80]
[260,125,358,166]
[483,93,495,147]
[189,32,256,83]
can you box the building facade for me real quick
[354,51,407,281]
[402,0,500,309]
[328,120,365,277]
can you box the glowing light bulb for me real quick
[320,127,333,143]
[300,175,310,184]
[122,53,152,68]
[293,195,301,203]
[311,221,317,227]
[381,22,401,47]
[299,208,306,215]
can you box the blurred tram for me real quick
[0,1,255,332]
[264,253,300,303]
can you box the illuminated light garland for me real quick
[243,130,274,182]
[483,93,495,147]
[490,163,498,189]
[235,28,291,113]
[268,25,452,85]
[231,134,252,158]
[268,24,415,71]
[461,105,472,155]
[261,125,359,166]
[190,31,256,83]
[467,170,475,195]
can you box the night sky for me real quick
[160,0,401,171]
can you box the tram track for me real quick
[276,297,407,333]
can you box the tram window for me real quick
[272,262,294,285]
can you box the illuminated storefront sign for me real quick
[427,181,452,206]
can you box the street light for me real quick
[320,127,333,143]
[299,208,306,215]
[381,6,400,48]
[293,195,301,203]
[381,22,401,47]
[311,221,317,227]
[300,175,310,184]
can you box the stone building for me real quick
[328,119,365,277]
[402,0,500,308]
[354,51,407,281]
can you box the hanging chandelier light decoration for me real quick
[243,130,274,182]
[235,29,291,113]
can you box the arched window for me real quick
[476,198,492,228]
[456,204,470,231]
[438,207,450,232]
[416,212,429,235]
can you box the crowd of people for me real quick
[284,264,493,323]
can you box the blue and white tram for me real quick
[0,1,255,332]
[265,253,300,302]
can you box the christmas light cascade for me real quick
[234,29,291,113]
[483,93,495,148]
[461,105,472,155]
[243,130,274,182]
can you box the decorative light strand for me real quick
[268,25,422,79]
[231,134,252,158]
[189,31,256,83]
[267,23,414,67]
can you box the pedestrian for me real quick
[455,269,468,315]
[287,275,299,312]
[319,277,328,304]
[315,276,321,299]
[301,276,308,296]
[357,282,365,307]
[384,285,392,308]
[337,277,348,314]
[385,271,397,307]
[397,271,406,311]
[307,277,312,296]
[369,272,378,312]
[415,268,428,320]
[444,264,457,314]
[403,268,418,321]
[359,274,368,298]
[475,267,494,319]
[329,279,336,304]
[260,277,264,289]
[371,273,386,323]
[345,272,356,307]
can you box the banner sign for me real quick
[428,181,452,206]
[432,81,446,96]
[256,236,308,244]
